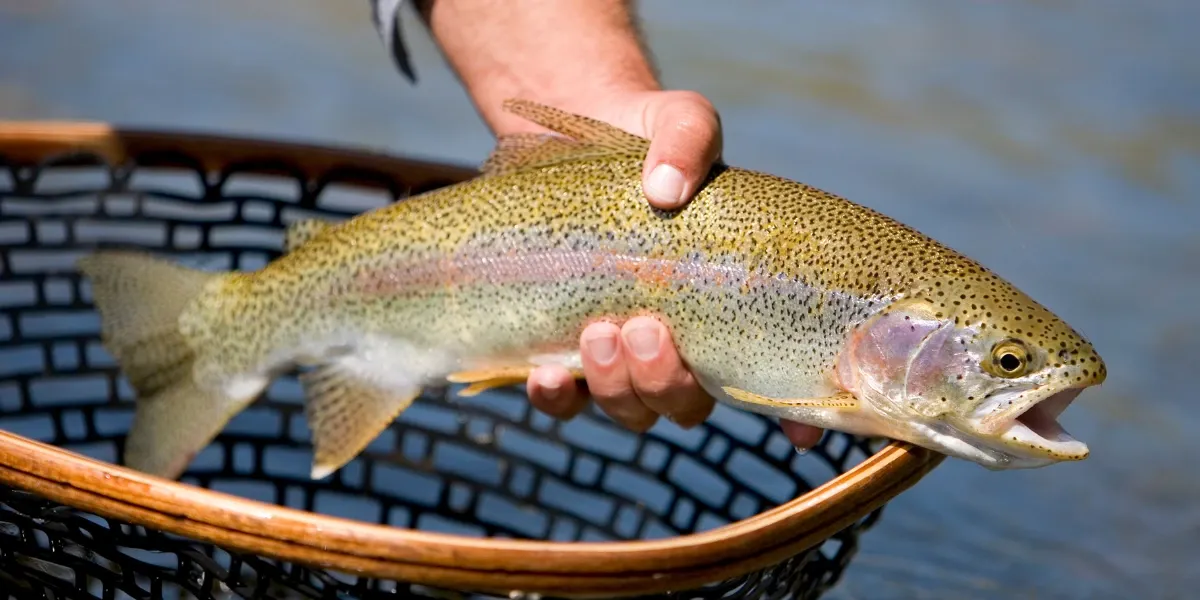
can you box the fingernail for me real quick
[623,322,661,361]
[535,372,562,402]
[585,332,619,365]
[795,447,809,456]
[645,163,687,208]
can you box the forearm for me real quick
[414,0,661,135]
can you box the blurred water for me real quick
[1,1,1197,598]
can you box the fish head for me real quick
[840,279,1106,470]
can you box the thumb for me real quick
[639,91,723,210]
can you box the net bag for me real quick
[0,122,944,600]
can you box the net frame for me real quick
[0,121,943,600]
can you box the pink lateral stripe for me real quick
[352,248,789,295]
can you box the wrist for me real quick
[418,0,661,135]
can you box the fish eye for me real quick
[987,339,1031,378]
[999,352,1022,372]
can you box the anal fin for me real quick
[300,364,421,479]
[721,387,860,410]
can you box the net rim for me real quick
[0,120,946,598]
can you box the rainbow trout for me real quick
[78,99,1106,480]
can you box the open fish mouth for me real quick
[993,388,1089,460]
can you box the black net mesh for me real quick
[0,140,889,600]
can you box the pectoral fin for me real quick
[300,365,421,479]
[721,387,860,410]
[447,364,587,397]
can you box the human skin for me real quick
[412,0,823,449]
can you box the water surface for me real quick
[1,1,1196,598]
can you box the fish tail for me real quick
[77,250,259,479]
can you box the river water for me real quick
[1,1,1197,598]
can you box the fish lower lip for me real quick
[999,388,1089,459]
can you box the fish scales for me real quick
[261,163,876,396]
[77,99,1106,481]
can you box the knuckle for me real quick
[651,92,716,132]
[634,375,677,400]
[532,388,584,418]
[595,395,657,432]
[634,378,714,428]
[673,395,716,426]
[623,410,660,433]
[589,379,636,404]
[668,90,716,115]
[650,92,723,167]
[548,402,585,420]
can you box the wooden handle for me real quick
[0,430,941,597]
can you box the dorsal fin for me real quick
[480,133,599,176]
[283,218,333,253]
[479,99,651,176]
[503,99,651,154]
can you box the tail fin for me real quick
[78,251,259,480]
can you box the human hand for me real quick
[522,90,827,451]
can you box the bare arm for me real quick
[415,1,657,133]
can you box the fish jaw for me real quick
[858,376,1097,471]
[960,349,1107,469]
[843,384,1090,470]
[957,384,1092,469]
